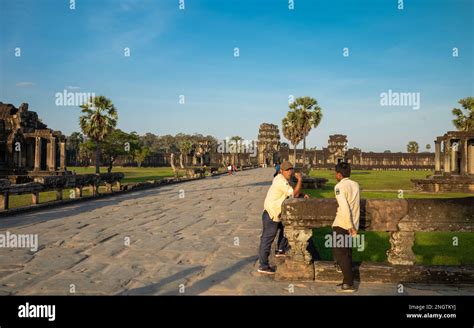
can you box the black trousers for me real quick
[258,211,289,268]
[332,226,354,285]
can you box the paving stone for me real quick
[0,168,470,295]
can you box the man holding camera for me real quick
[257,161,309,274]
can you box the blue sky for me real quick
[1,0,473,151]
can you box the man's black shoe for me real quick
[257,266,276,275]
[336,284,356,293]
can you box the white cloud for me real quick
[16,82,36,87]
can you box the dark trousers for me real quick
[332,226,354,285]
[258,210,289,268]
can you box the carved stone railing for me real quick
[0,173,124,211]
[276,197,474,281]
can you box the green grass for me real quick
[413,232,474,265]
[309,169,432,190]
[308,169,474,265]
[307,169,472,199]
[312,227,391,262]
[305,189,472,199]
[312,227,474,265]
[69,166,179,184]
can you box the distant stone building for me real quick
[265,128,435,170]
[0,102,66,182]
[412,131,474,192]
[257,123,281,166]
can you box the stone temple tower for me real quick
[327,134,348,164]
[257,123,281,166]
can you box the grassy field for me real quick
[69,166,179,184]
[311,227,474,265]
[307,169,472,199]
[307,169,474,265]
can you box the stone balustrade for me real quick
[276,197,474,281]
[0,173,124,210]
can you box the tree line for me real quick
[70,95,473,172]
[67,95,238,173]
[280,96,473,158]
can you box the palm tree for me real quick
[79,96,118,173]
[407,141,419,153]
[289,96,322,166]
[282,110,305,163]
[178,139,193,168]
[452,97,474,131]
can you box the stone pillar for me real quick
[56,189,63,201]
[49,137,56,171]
[75,187,83,198]
[443,140,451,173]
[387,231,416,265]
[6,141,13,170]
[461,139,468,175]
[91,185,99,196]
[60,141,66,170]
[34,137,41,171]
[468,140,474,175]
[14,143,21,168]
[32,192,40,205]
[275,226,314,281]
[451,141,457,174]
[434,140,441,173]
[0,192,9,210]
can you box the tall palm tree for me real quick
[282,110,305,163]
[452,97,474,131]
[407,141,419,154]
[289,96,322,166]
[79,96,118,173]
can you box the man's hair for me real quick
[335,162,351,177]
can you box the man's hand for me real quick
[294,172,303,181]
[348,228,357,236]
[304,194,310,199]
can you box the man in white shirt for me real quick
[257,161,309,274]
[332,162,360,292]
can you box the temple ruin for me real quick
[0,102,67,183]
[412,131,474,192]
[257,123,281,166]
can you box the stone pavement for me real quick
[0,168,472,295]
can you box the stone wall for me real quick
[412,176,474,193]
[275,197,474,281]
